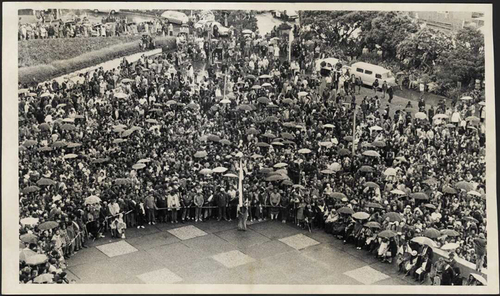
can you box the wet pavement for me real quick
[66,219,420,285]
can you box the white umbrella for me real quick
[213,167,228,173]
[20,217,39,226]
[298,148,312,154]
[384,168,398,176]
[220,99,231,104]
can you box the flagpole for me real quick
[352,107,357,157]
[238,158,243,207]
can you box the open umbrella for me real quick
[61,124,76,131]
[265,175,285,182]
[423,227,441,239]
[256,142,271,148]
[464,216,479,223]
[343,136,353,142]
[422,177,439,185]
[26,254,48,266]
[274,163,288,168]
[372,140,386,148]
[220,99,231,104]
[194,150,208,159]
[382,212,403,222]
[114,93,128,99]
[411,236,437,247]
[442,186,458,194]
[470,273,487,285]
[320,169,335,175]
[224,173,238,178]
[292,184,305,189]
[319,141,333,147]
[19,249,37,262]
[441,243,460,251]
[352,212,370,220]
[433,114,449,120]
[262,133,276,139]
[66,142,82,148]
[22,186,41,194]
[455,181,474,192]
[424,203,436,210]
[84,195,101,205]
[113,139,127,144]
[391,189,406,195]
[20,233,38,244]
[20,217,39,226]
[411,192,429,200]
[298,148,312,154]
[257,97,271,104]
[207,135,221,142]
[22,140,38,147]
[366,202,384,209]
[199,168,213,175]
[114,178,131,185]
[145,119,158,124]
[132,163,146,170]
[298,91,308,97]
[365,182,379,189]
[358,165,374,173]
[364,221,381,229]
[33,273,54,284]
[38,221,59,230]
[36,178,56,186]
[219,139,231,145]
[51,141,67,148]
[328,163,342,172]
[460,96,473,101]
[323,124,335,129]
[378,230,397,239]
[384,168,398,176]
[271,141,284,146]
[337,207,354,215]
[252,154,264,159]
[415,112,427,119]
[338,148,350,156]
[281,132,294,139]
[467,190,482,197]
[246,128,259,135]
[91,157,110,164]
[237,104,253,111]
[242,29,253,34]
[63,154,78,159]
[329,192,347,200]
[260,168,273,174]
[213,167,228,173]
[440,229,460,237]
[362,150,380,157]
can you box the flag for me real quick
[238,158,244,206]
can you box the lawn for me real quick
[18,36,176,84]
[19,36,143,68]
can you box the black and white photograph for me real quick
[2,2,498,294]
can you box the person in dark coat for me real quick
[156,194,167,223]
[217,187,228,221]
[414,253,432,283]
[440,263,455,286]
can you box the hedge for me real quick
[18,37,176,84]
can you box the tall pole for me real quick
[352,107,357,157]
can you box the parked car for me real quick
[161,10,188,24]
[350,62,397,87]
[92,9,120,14]
[272,10,299,21]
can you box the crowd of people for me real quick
[18,12,487,285]
[18,12,175,40]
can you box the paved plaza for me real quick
[65,220,417,285]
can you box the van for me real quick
[350,62,397,88]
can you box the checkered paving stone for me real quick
[279,234,320,250]
[167,225,207,241]
[343,265,391,285]
[212,250,256,268]
[137,268,183,284]
[96,240,138,258]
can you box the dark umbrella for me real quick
[423,227,441,239]
[36,178,56,186]
[378,230,397,239]
[382,212,403,222]
[337,207,354,215]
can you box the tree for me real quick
[358,12,418,58]
[396,27,453,71]
[300,11,378,46]
[435,26,485,91]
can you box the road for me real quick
[255,12,287,36]
[65,219,419,285]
